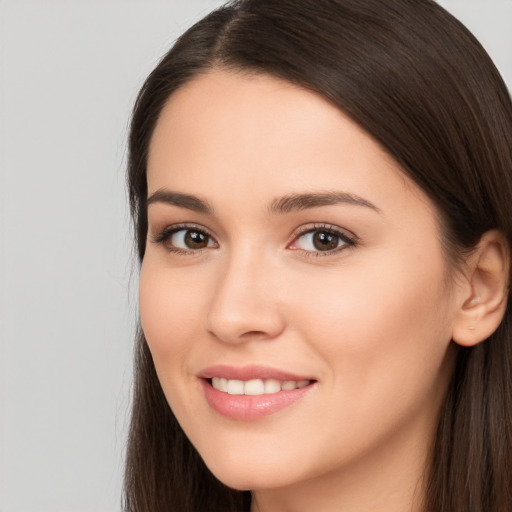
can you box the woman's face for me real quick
[140,70,460,496]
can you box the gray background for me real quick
[0,1,510,511]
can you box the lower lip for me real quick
[201,379,315,421]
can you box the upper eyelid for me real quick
[151,223,217,243]
[290,223,357,242]
[152,222,213,235]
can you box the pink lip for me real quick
[198,365,317,421]
[198,364,315,382]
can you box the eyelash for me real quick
[151,223,216,256]
[151,222,357,257]
[289,223,357,258]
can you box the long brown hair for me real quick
[124,1,512,510]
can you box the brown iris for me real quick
[185,230,209,249]
[313,231,339,251]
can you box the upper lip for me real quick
[198,364,316,382]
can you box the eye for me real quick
[288,225,356,255]
[152,225,217,253]
[172,229,215,249]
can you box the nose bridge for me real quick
[205,243,284,343]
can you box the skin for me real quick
[140,70,470,512]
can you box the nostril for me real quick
[242,330,267,338]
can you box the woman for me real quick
[124,0,512,510]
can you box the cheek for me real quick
[288,247,454,404]
[139,259,202,362]
[138,259,210,427]
[269,251,456,475]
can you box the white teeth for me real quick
[211,378,311,395]
[227,379,244,395]
[212,377,228,392]
[281,380,297,390]
[219,377,228,392]
[264,378,281,394]
[244,379,265,395]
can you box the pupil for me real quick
[313,231,338,251]
[185,230,207,249]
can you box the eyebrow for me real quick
[268,191,381,214]
[146,189,380,216]
[146,189,214,215]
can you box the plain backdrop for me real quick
[0,1,510,511]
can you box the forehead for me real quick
[147,69,433,222]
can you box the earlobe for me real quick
[452,230,510,347]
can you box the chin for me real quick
[208,465,289,492]
[198,445,309,492]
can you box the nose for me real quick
[205,248,286,345]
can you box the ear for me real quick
[452,230,510,347]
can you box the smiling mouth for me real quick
[209,377,313,396]
[200,372,317,420]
